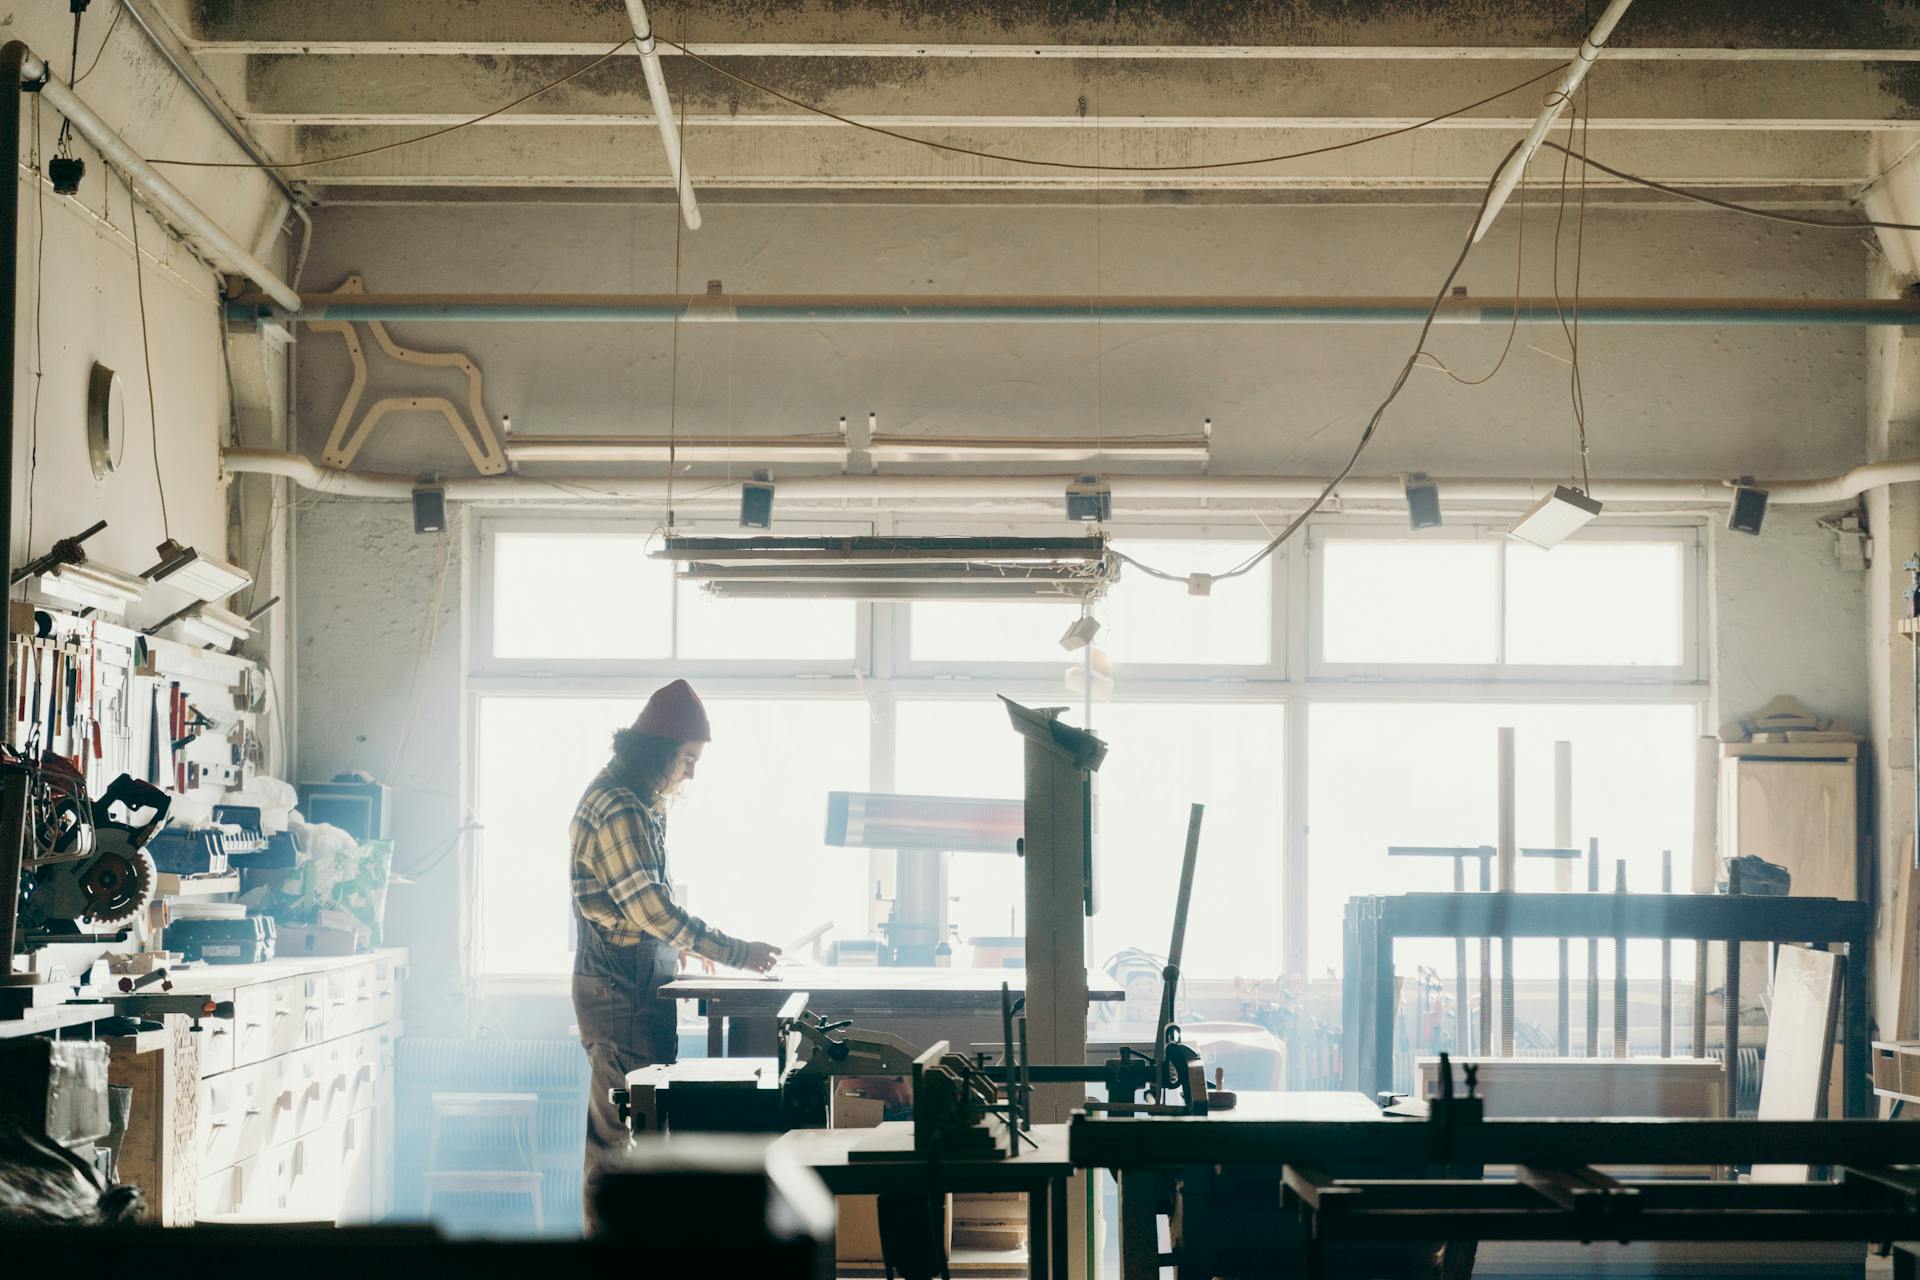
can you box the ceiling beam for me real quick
[277,123,1873,190]
[224,53,1920,133]
[176,0,1920,59]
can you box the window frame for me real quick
[470,512,876,682]
[887,518,1290,682]
[1306,521,1705,688]
[458,507,1710,986]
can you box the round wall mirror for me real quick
[87,362,125,479]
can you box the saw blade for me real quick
[81,847,156,927]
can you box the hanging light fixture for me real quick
[35,561,147,616]
[154,601,254,652]
[143,539,252,602]
[660,534,1116,601]
[1508,486,1603,550]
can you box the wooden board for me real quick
[1898,837,1920,1043]
[1753,945,1841,1184]
[1413,1057,1725,1119]
[663,967,1125,1003]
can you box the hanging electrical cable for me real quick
[1112,139,1528,588]
[144,37,634,171]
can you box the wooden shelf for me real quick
[154,872,239,898]
[1901,617,1920,635]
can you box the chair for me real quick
[421,1091,544,1231]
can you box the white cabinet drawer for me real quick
[198,1018,235,1079]
[198,1165,242,1220]
[231,984,274,1067]
[198,1059,279,1172]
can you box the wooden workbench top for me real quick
[128,946,407,997]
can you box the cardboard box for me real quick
[832,1092,950,1262]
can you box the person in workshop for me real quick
[570,678,781,1220]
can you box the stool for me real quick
[422,1091,544,1231]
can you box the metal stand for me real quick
[1343,891,1872,1115]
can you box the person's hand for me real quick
[680,951,716,975]
[742,941,782,975]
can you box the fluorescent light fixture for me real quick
[699,580,1104,602]
[683,563,1098,584]
[504,434,848,464]
[1508,485,1603,550]
[1405,472,1442,530]
[34,560,146,616]
[658,534,1108,567]
[867,434,1209,463]
[159,601,254,651]
[143,540,252,601]
[1059,613,1102,651]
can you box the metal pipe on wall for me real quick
[19,50,301,311]
[218,448,1920,510]
[227,292,1920,329]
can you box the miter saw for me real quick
[8,752,168,952]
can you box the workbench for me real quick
[770,1121,1074,1280]
[663,967,1125,1058]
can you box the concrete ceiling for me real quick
[148,0,1920,205]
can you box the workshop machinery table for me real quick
[663,968,1125,1058]
[1343,892,1873,1116]
[771,1120,1075,1280]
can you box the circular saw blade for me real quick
[80,847,156,927]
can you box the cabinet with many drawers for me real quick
[109,950,404,1225]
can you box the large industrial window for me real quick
[1312,527,1697,680]
[467,516,1701,1000]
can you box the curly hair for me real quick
[610,728,683,799]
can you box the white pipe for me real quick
[1473,0,1636,243]
[220,448,1920,508]
[23,52,302,312]
[623,0,702,232]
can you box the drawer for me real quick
[323,968,358,1041]
[344,1031,381,1116]
[231,984,274,1067]
[235,1139,299,1217]
[282,1045,331,1140]
[266,976,315,1058]
[198,1165,242,1220]
[198,1017,235,1079]
[316,1039,357,1129]
[198,1059,279,1172]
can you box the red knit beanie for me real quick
[632,679,712,743]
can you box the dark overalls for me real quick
[572,907,679,1228]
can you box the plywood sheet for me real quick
[1753,945,1840,1184]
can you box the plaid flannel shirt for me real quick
[570,766,749,969]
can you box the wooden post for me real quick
[1498,728,1516,1057]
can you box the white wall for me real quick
[5,2,288,630]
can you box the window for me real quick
[895,697,1286,978]
[473,694,871,977]
[491,531,672,661]
[1314,530,1695,678]
[1304,700,1699,975]
[467,516,1704,1027]
[906,538,1276,670]
[480,521,859,668]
